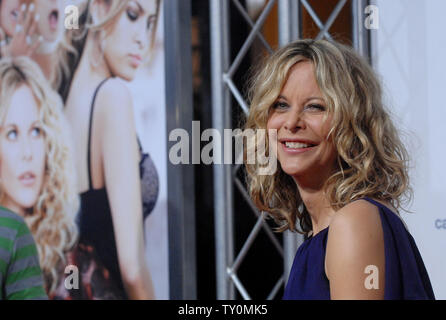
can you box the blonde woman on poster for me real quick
[0,57,78,296]
[64,0,161,299]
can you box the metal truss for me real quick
[210,0,371,300]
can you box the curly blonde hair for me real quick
[245,39,411,235]
[0,57,78,293]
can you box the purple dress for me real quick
[283,197,435,300]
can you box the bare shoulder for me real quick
[329,199,383,235]
[100,77,131,96]
[326,199,385,278]
[325,199,386,299]
[95,78,134,122]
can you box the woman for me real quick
[1,0,77,96]
[245,39,435,299]
[0,56,78,296]
[64,0,160,299]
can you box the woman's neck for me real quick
[294,172,336,236]
[298,186,335,236]
[73,34,112,84]
[1,199,26,217]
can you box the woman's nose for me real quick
[134,25,147,50]
[21,138,33,162]
[284,109,305,132]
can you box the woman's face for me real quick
[0,84,45,215]
[267,61,337,182]
[102,0,157,81]
[33,0,65,43]
[0,0,20,37]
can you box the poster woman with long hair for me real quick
[0,57,78,296]
[64,0,161,299]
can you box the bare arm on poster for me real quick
[98,79,155,300]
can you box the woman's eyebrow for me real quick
[304,96,324,103]
[276,95,324,103]
[132,0,144,14]
[0,123,15,133]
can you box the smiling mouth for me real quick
[282,141,317,149]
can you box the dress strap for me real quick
[361,197,409,232]
[361,197,395,214]
[87,78,111,190]
[137,136,143,153]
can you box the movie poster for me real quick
[0,0,169,299]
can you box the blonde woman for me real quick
[245,39,435,300]
[0,56,78,296]
[64,0,160,299]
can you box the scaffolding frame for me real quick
[210,0,371,300]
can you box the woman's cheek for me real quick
[266,114,280,131]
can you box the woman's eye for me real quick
[127,9,139,21]
[272,102,289,110]
[6,129,17,141]
[31,127,42,138]
[306,104,326,111]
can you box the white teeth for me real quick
[285,142,313,149]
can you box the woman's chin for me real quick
[280,164,305,178]
[113,69,136,82]
[17,199,37,211]
[36,39,60,54]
